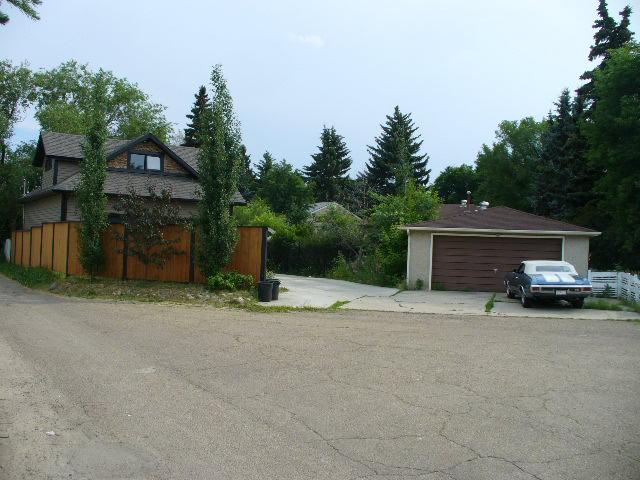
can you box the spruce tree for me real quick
[304,126,352,202]
[237,144,257,201]
[183,85,210,147]
[256,151,274,186]
[535,90,575,218]
[577,0,634,109]
[196,66,241,277]
[76,73,109,280]
[365,106,430,194]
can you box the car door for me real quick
[512,263,526,288]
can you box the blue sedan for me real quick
[504,260,593,308]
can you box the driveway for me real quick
[271,273,398,307]
[1,275,640,479]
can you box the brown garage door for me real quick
[431,236,562,292]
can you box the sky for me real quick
[1,0,638,179]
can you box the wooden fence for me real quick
[10,222,267,284]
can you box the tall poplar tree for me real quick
[304,126,352,202]
[183,85,210,147]
[366,106,430,194]
[196,66,242,277]
[76,73,109,280]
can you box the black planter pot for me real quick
[257,281,273,302]
[269,279,281,300]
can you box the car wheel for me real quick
[571,298,584,309]
[506,283,516,299]
[520,289,532,308]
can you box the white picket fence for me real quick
[588,270,640,302]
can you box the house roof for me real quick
[28,131,245,205]
[21,171,246,204]
[37,131,200,173]
[308,201,362,220]
[405,206,599,235]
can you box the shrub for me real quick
[206,271,253,291]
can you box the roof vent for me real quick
[479,201,489,210]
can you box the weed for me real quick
[0,261,61,288]
[485,293,496,313]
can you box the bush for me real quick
[206,271,254,291]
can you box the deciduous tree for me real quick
[76,73,109,280]
[196,65,241,277]
[432,164,478,204]
[34,60,172,141]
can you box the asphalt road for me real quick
[1,275,639,480]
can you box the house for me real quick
[404,204,600,292]
[20,131,246,229]
[308,202,361,222]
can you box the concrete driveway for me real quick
[1,275,640,479]
[271,274,398,307]
[346,289,640,320]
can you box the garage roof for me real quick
[405,206,599,235]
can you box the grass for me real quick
[484,293,496,313]
[584,297,640,314]
[0,260,62,288]
[0,261,350,313]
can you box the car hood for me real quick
[530,273,591,285]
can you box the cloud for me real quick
[288,33,325,48]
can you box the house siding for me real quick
[407,230,431,290]
[23,195,62,229]
[55,159,80,184]
[107,140,189,175]
[66,195,198,221]
[42,159,55,188]
[563,236,590,277]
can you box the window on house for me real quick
[44,157,52,171]
[129,153,161,172]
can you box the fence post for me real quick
[616,271,622,298]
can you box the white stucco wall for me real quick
[407,230,431,290]
[563,235,591,276]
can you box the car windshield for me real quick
[535,265,572,272]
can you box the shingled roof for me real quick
[36,131,200,172]
[405,206,598,235]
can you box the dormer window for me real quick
[129,153,161,172]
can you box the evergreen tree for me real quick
[366,106,430,194]
[535,90,575,218]
[257,159,312,224]
[577,0,634,110]
[237,144,257,201]
[0,0,41,25]
[196,65,242,277]
[183,85,210,147]
[256,151,275,186]
[304,126,352,202]
[76,73,109,280]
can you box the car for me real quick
[504,260,592,308]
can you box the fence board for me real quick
[30,227,42,267]
[10,231,16,263]
[67,223,86,276]
[145,226,191,282]
[21,231,31,267]
[15,231,23,266]
[41,224,54,269]
[101,224,124,279]
[52,222,69,274]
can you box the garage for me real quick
[404,205,600,292]
[431,236,562,291]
